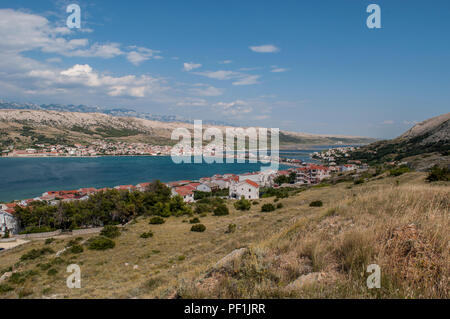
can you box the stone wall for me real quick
[15,229,62,239]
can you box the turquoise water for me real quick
[0,156,290,202]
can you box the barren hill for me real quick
[0,109,376,149]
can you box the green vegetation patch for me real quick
[87,236,115,250]
[190,224,206,232]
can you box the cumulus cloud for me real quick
[127,46,162,66]
[183,62,202,71]
[249,44,280,53]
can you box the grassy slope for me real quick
[0,172,448,298]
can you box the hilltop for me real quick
[0,172,448,298]
[0,109,376,149]
[344,113,450,170]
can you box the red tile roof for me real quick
[244,179,259,188]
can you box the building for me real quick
[229,179,259,200]
[0,210,18,235]
[171,186,195,202]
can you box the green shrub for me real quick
[276,203,283,209]
[87,236,115,250]
[191,224,206,232]
[38,263,52,271]
[189,217,200,224]
[19,226,54,235]
[213,204,229,216]
[140,231,154,238]
[20,248,54,261]
[149,216,165,225]
[2,229,10,238]
[178,255,186,261]
[69,244,83,254]
[225,223,236,234]
[309,200,323,207]
[194,203,211,215]
[426,166,450,182]
[389,165,410,177]
[0,284,13,294]
[100,225,121,238]
[44,238,55,245]
[47,268,58,276]
[234,197,251,211]
[261,203,275,212]
[9,270,38,284]
[274,198,279,202]
[353,179,364,185]
[252,201,259,205]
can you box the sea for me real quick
[0,146,344,202]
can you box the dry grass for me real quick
[1,172,448,298]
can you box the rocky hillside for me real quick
[0,172,447,299]
[346,113,450,170]
[0,109,375,149]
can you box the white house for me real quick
[229,179,259,200]
[0,210,18,235]
[171,186,195,203]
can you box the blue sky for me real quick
[0,0,449,138]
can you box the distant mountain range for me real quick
[0,99,231,126]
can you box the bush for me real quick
[309,200,323,207]
[234,197,251,211]
[69,244,83,254]
[44,238,55,245]
[252,201,259,205]
[149,216,165,225]
[213,204,229,216]
[426,166,450,182]
[276,203,283,209]
[189,217,200,224]
[191,224,206,232]
[353,179,364,185]
[100,225,121,238]
[2,229,10,239]
[20,248,54,261]
[194,203,211,215]
[261,203,275,212]
[47,268,58,276]
[0,284,13,294]
[140,231,154,238]
[87,236,115,250]
[19,226,54,235]
[225,223,236,234]
[389,165,410,177]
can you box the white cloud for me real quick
[249,44,280,53]
[183,62,202,71]
[381,120,394,125]
[194,70,261,86]
[176,98,208,107]
[271,68,289,73]
[219,60,232,64]
[232,75,260,86]
[403,120,419,125]
[189,85,223,96]
[126,47,161,66]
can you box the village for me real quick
[1,142,173,157]
[0,159,366,237]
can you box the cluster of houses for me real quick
[0,161,365,236]
[2,142,173,157]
